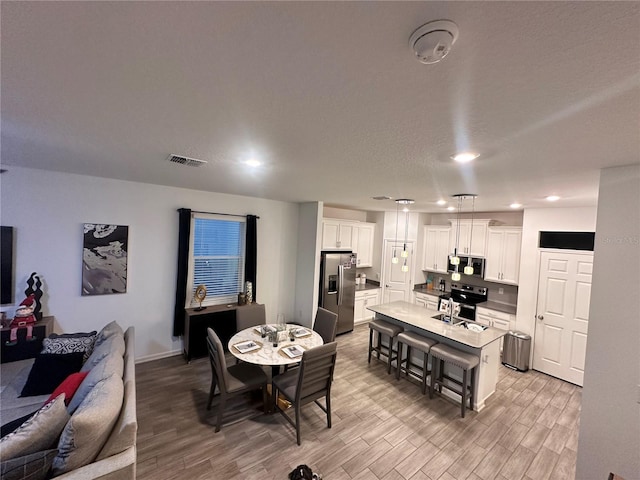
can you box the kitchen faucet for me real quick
[447,297,456,323]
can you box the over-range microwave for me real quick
[447,256,485,278]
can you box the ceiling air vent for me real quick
[167,154,208,167]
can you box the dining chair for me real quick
[313,307,338,344]
[235,303,266,331]
[271,342,338,445]
[206,328,268,432]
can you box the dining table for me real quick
[227,323,324,377]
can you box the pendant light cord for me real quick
[394,202,399,253]
[468,195,475,258]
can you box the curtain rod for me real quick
[180,209,260,219]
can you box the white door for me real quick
[533,251,593,386]
[381,240,414,303]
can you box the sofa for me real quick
[0,323,136,480]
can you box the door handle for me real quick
[385,284,390,288]
[537,314,544,320]
[338,265,344,306]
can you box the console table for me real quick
[183,303,263,362]
[1,316,54,363]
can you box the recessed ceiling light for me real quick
[245,158,261,167]
[451,152,480,163]
[436,199,446,206]
[546,195,560,202]
[510,203,522,209]
[447,206,456,211]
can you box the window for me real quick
[186,214,246,307]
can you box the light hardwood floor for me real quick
[136,323,580,480]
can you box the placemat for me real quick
[278,344,305,359]
[232,340,263,354]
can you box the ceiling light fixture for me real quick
[437,199,447,206]
[463,195,476,276]
[450,193,477,281]
[447,206,456,211]
[245,158,261,167]
[396,199,414,272]
[510,203,522,209]
[546,195,560,202]
[392,202,400,264]
[451,152,480,163]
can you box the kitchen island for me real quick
[367,301,506,410]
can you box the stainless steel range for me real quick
[438,283,487,321]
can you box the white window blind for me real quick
[187,214,246,307]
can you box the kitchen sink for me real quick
[431,313,462,324]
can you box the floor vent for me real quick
[167,154,208,167]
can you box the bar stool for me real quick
[429,344,480,418]
[395,331,438,394]
[368,319,403,374]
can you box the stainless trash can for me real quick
[502,331,531,372]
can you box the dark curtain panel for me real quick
[173,208,191,336]
[245,215,258,301]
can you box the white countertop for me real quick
[367,301,506,349]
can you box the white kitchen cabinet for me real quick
[476,306,515,331]
[322,220,355,250]
[484,227,522,285]
[322,220,375,266]
[354,289,380,324]
[449,220,491,257]
[354,223,375,267]
[414,291,440,310]
[422,226,451,273]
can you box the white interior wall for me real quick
[322,206,367,222]
[294,202,322,328]
[0,167,300,361]
[515,206,597,336]
[577,164,640,479]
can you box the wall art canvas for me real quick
[82,224,128,295]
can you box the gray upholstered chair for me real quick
[206,328,268,432]
[313,307,338,344]
[235,304,266,331]
[271,342,338,445]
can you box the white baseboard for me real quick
[135,349,183,364]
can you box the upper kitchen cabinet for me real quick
[422,226,451,273]
[449,220,491,257]
[322,219,355,250]
[484,227,522,285]
[353,223,375,267]
[321,220,375,267]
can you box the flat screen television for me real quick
[1,226,14,305]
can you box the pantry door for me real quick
[381,240,414,304]
[533,251,593,386]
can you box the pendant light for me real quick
[450,194,478,281]
[392,201,399,264]
[395,199,414,272]
[464,195,476,275]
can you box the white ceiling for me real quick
[2,2,639,213]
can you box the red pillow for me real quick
[46,371,90,405]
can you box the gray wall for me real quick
[576,164,640,479]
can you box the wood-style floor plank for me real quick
[136,323,581,479]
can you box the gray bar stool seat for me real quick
[429,343,480,418]
[368,319,403,374]
[395,331,438,394]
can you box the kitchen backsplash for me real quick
[422,272,518,306]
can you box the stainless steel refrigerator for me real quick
[319,251,357,335]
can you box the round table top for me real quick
[228,324,323,366]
